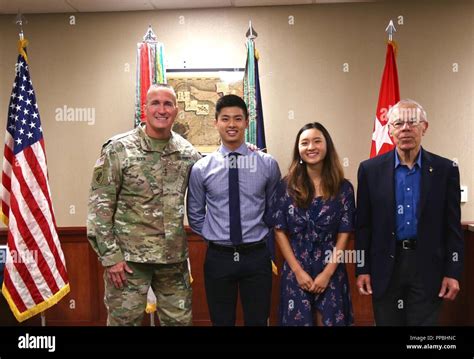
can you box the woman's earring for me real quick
[299,158,303,164]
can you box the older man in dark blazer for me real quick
[355,99,464,326]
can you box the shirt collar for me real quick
[218,142,249,157]
[394,148,422,168]
[138,123,179,154]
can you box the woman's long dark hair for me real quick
[286,122,344,209]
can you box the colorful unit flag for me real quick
[1,38,70,322]
[243,37,266,149]
[243,33,277,274]
[135,26,166,127]
[370,41,400,158]
[135,26,169,315]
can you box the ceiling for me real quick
[0,0,381,14]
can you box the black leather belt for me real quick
[208,240,266,253]
[396,238,417,250]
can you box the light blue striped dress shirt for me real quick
[187,143,281,245]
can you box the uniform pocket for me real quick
[122,161,156,195]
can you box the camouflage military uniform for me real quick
[87,123,201,326]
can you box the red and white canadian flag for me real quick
[370,41,400,158]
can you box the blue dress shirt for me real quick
[187,143,281,245]
[394,149,422,241]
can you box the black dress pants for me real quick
[204,242,272,326]
[372,247,442,326]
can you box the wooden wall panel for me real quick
[37,229,103,325]
[188,237,210,326]
[0,295,41,326]
[439,226,474,326]
[466,227,474,324]
[0,226,472,326]
[345,239,375,325]
[46,242,99,325]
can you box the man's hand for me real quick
[106,261,133,289]
[438,277,460,301]
[356,274,373,295]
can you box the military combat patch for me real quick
[92,156,108,187]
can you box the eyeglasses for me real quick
[390,119,423,129]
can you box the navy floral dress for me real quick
[272,179,355,326]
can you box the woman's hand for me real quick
[294,268,314,292]
[310,271,331,294]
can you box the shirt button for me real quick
[390,255,394,259]
[407,205,410,208]
[407,221,410,225]
[407,187,411,191]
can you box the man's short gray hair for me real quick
[387,99,428,124]
[146,83,177,104]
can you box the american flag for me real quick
[1,39,69,322]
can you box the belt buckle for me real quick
[227,242,241,254]
[402,240,410,250]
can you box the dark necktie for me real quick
[228,152,243,245]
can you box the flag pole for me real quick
[3,13,70,322]
[143,24,158,43]
[246,20,258,40]
[385,19,396,41]
[15,12,26,40]
[14,13,50,323]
